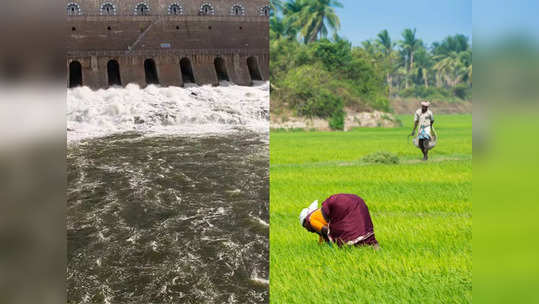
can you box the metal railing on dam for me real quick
[67,15,269,22]
[67,48,269,57]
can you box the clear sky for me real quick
[334,0,472,47]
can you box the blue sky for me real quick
[334,0,471,47]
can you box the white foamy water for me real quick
[67,81,269,142]
[250,269,269,286]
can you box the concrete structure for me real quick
[67,0,269,89]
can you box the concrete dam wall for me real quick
[67,0,269,89]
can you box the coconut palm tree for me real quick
[413,46,432,88]
[361,40,378,57]
[433,52,458,88]
[432,34,470,56]
[466,64,472,86]
[281,0,307,40]
[270,16,286,40]
[376,29,395,94]
[270,0,284,15]
[292,0,343,43]
[458,49,472,86]
[377,30,393,57]
[284,0,306,16]
[399,28,423,89]
[433,47,471,88]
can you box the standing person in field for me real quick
[299,193,379,249]
[411,101,435,160]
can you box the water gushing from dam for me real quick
[67,81,269,142]
[67,82,269,303]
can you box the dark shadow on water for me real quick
[67,132,269,303]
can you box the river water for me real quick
[67,82,269,303]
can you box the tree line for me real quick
[269,0,472,129]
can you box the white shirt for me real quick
[414,109,434,128]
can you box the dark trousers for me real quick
[419,138,429,157]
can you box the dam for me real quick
[67,0,270,89]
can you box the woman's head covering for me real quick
[299,200,318,225]
[421,101,430,107]
[307,209,328,233]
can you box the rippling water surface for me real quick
[67,132,268,303]
[67,82,269,303]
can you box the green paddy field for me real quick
[269,114,472,303]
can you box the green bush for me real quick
[282,66,339,111]
[453,83,471,100]
[329,108,345,130]
[361,151,400,164]
[309,39,354,73]
[368,95,391,112]
[271,38,389,114]
[281,65,346,130]
[298,90,343,118]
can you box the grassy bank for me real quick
[270,114,472,303]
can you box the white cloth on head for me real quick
[299,200,318,225]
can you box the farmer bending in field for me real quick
[299,193,379,249]
[411,101,435,161]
